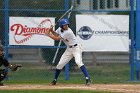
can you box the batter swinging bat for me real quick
[52,0,75,64]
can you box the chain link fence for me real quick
[0,0,136,84]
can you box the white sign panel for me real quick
[76,15,129,52]
[9,17,55,46]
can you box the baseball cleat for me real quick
[51,79,57,85]
[85,78,91,85]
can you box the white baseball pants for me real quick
[56,46,84,69]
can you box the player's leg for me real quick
[51,49,73,85]
[80,65,91,85]
[73,47,91,85]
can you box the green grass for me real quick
[4,63,140,84]
[0,89,121,93]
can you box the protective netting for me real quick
[0,0,137,84]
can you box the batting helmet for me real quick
[59,19,69,28]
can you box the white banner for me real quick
[9,17,55,46]
[76,15,129,52]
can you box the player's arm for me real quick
[46,26,61,40]
[0,46,22,71]
[48,32,61,41]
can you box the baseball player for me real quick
[47,18,91,85]
[0,45,22,86]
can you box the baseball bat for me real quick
[52,40,62,64]
[50,1,74,30]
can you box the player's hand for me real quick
[49,25,54,32]
[45,25,53,35]
[10,64,22,71]
[45,30,50,36]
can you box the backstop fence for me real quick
[0,0,139,84]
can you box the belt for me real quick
[69,44,78,48]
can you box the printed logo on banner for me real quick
[77,26,129,40]
[77,26,93,40]
[10,18,53,44]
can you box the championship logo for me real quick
[77,26,93,40]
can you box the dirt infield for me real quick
[0,84,140,93]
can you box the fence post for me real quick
[130,0,135,81]
[5,0,9,80]
[5,0,9,59]
[136,0,140,80]
[65,0,69,80]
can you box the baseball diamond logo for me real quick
[77,26,93,40]
[10,18,53,44]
